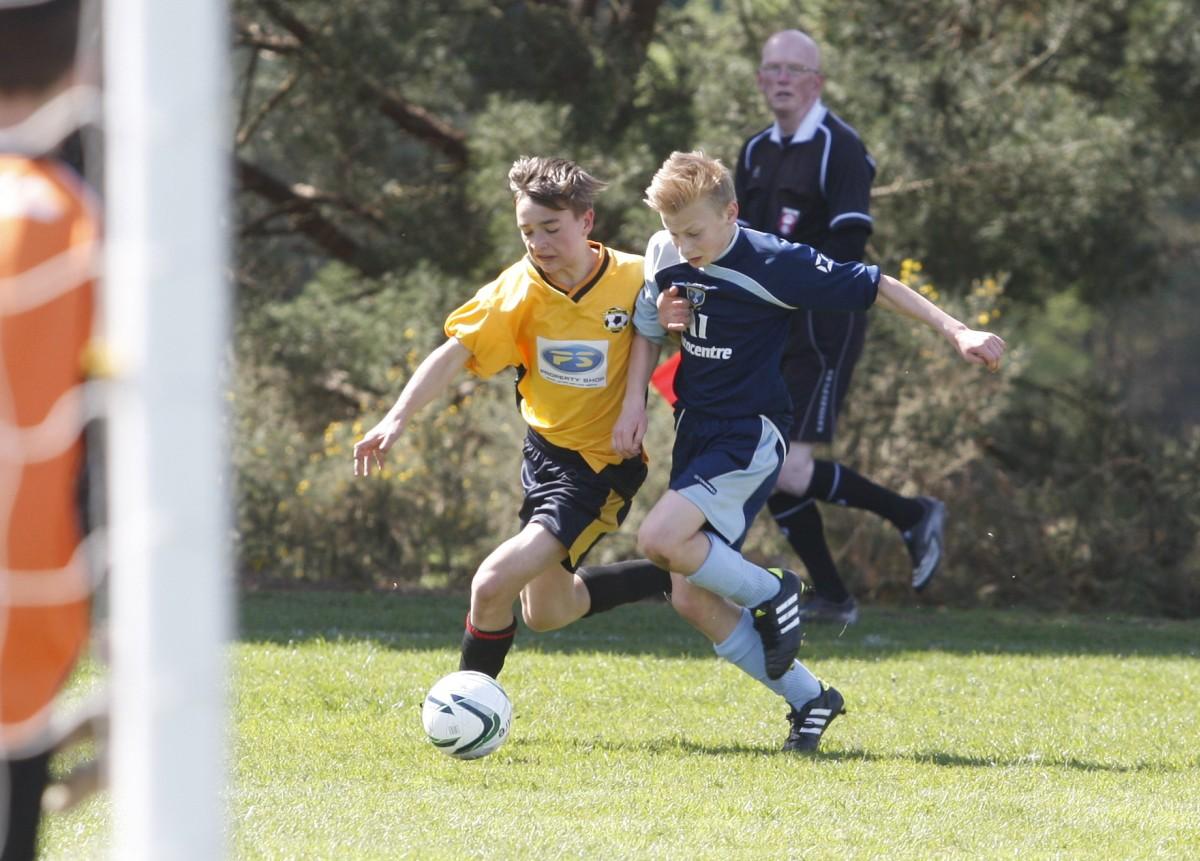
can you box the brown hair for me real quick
[508,156,608,217]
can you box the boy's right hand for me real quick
[353,417,404,476]
[612,402,648,459]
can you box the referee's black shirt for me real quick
[734,101,875,256]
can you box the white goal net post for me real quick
[104,0,232,858]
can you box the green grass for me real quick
[43,593,1200,859]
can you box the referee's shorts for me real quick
[784,309,868,444]
[519,429,647,572]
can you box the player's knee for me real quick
[470,567,514,614]
[636,507,686,569]
[636,526,676,570]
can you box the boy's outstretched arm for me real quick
[875,274,1007,371]
[353,337,470,476]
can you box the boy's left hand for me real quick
[953,328,1006,371]
[657,286,691,332]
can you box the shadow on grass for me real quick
[557,736,1196,774]
[239,590,1200,660]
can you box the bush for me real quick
[789,271,1200,617]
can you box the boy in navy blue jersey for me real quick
[613,150,1004,750]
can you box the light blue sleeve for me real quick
[632,232,672,345]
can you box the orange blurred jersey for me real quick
[0,155,97,750]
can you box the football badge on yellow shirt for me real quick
[603,306,630,333]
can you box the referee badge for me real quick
[778,206,800,237]
[603,307,630,333]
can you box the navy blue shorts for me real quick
[783,309,868,443]
[519,430,647,572]
[668,411,787,550]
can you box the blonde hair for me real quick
[643,151,736,215]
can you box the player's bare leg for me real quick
[639,490,802,679]
[667,574,741,642]
[460,523,567,677]
[775,441,816,496]
[470,523,568,630]
[636,490,716,574]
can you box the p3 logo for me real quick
[536,337,609,389]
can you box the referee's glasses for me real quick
[760,63,820,78]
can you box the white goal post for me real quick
[104,0,231,858]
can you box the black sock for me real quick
[3,750,51,861]
[578,559,672,617]
[459,615,517,679]
[768,492,851,603]
[809,459,924,531]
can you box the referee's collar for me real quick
[770,100,827,145]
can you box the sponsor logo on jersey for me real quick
[681,338,733,361]
[536,337,609,389]
[603,307,630,333]
[671,281,717,308]
[814,252,833,273]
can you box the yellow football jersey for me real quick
[445,241,642,472]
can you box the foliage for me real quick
[41,594,1200,858]
[782,268,1200,617]
[232,266,527,586]
[227,0,1200,613]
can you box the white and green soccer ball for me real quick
[421,670,512,760]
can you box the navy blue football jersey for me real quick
[636,226,880,427]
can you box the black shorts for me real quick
[783,309,868,443]
[519,430,647,572]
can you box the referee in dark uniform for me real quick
[735,29,945,623]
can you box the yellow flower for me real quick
[404,327,416,340]
[296,479,311,496]
[976,312,991,326]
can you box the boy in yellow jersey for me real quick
[353,157,671,677]
[1,0,97,856]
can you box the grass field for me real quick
[43,592,1200,859]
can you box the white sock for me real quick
[713,609,822,708]
[686,534,780,608]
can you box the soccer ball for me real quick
[421,670,513,760]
